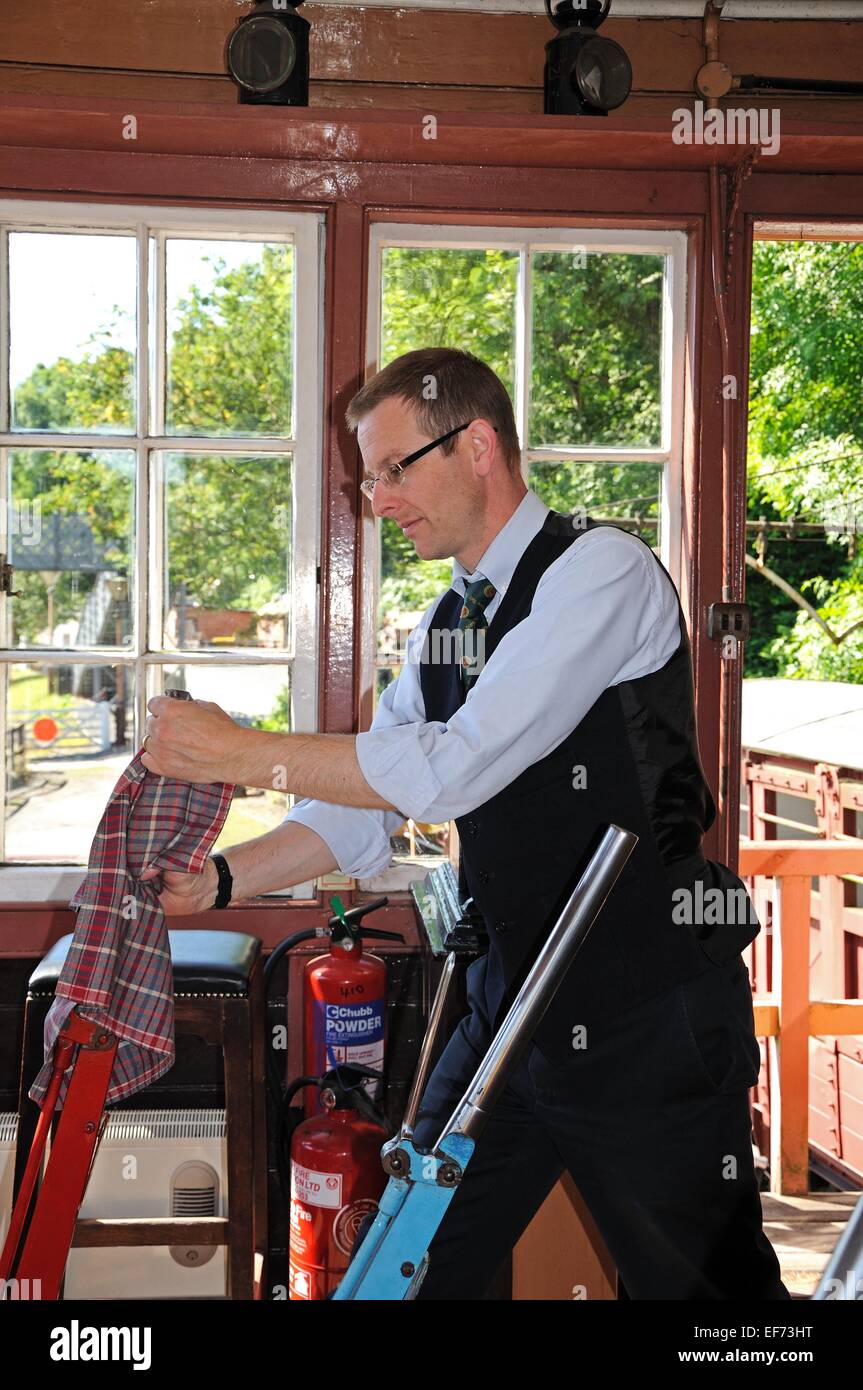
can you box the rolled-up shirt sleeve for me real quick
[284,797,406,880]
[354,528,680,824]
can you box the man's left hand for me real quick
[142,696,248,783]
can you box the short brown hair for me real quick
[345,347,522,476]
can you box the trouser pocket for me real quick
[678,956,762,1096]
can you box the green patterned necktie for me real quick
[457,575,497,694]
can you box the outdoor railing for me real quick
[739,840,863,1195]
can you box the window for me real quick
[362,222,687,881]
[0,201,323,897]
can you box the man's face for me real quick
[358,395,478,562]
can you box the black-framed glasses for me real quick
[360,421,476,501]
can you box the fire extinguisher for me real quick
[264,895,404,1121]
[286,1064,388,1301]
[303,894,396,1118]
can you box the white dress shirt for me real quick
[283,489,681,879]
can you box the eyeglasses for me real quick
[360,421,476,501]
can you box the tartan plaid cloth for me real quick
[28,747,234,1109]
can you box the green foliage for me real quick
[13,347,135,432]
[164,451,291,612]
[528,459,661,547]
[8,448,134,645]
[250,683,291,732]
[378,247,519,618]
[380,247,518,388]
[745,240,863,680]
[530,252,662,448]
[166,245,293,435]
[748,241,863,459]
[763,576,863,682]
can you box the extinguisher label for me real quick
[333,1198,379,1257]
[289,1266,313,1300]
[292,1162,343,1209]
[318,1000,385,1074]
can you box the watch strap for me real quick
[210,852,233,909]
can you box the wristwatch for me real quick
[209,852,233,909]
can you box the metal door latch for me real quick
[0,554,23,597]
[707,601,750,641]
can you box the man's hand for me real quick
[142,695,248,783]
[140,694,399,810]
[139,859,219,916]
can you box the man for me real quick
[141,347,790,1301]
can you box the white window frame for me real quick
[0,199,324,899]
[361,220,688,887]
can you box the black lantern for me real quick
[544,0,632,117]
[226,0,310,107]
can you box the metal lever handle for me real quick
[400,953,458,1142]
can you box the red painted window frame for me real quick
[1,97,862,953]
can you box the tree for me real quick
[745,240,863,680]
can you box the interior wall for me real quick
[2,4,862,123]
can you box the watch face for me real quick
[574,37,632,111]
[228,15,298,93]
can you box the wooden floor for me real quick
[761,1191,862,1298]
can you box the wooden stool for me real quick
[13,929,267,1300]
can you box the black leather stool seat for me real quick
[28,930,261,998]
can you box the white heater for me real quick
[1,1109,229,1299]
[0,1112,18,1252]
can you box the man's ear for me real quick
[469,419,498,478]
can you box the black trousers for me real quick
[412,951,791,1301]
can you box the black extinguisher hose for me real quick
[263,929,321,1110]
[275,1076,320,1199]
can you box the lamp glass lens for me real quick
[574,38,631,111]
[230,16,297,93]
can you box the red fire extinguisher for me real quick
[263,896,404,1121]
[287,1066,388,1301]
[303,895,394,1118]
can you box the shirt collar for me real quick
[451,488,550,598]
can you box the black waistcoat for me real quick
[418,510,759,1063]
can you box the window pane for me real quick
[529,251,664,449]
[161,664,291,848]
[6,661,134,863]
[8,449,135,649]
[380,246,518,386]
[377,243,519,700]
[529,459,663,552]
[159,451,292,651]
[374,244,520,861]
[164,239,294,437]
[9,232,137,433]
